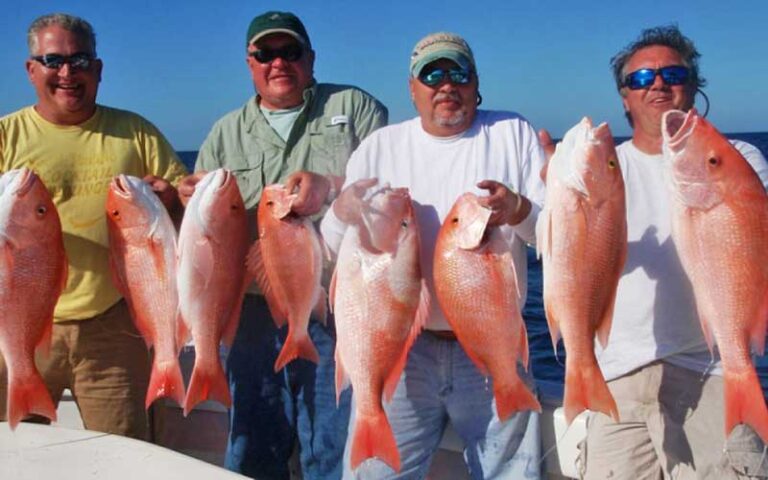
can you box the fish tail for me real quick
[273,328,319,372]
[350,410,401,473]
[183,358,230,416]
[494,378,542,421]
[7,371,57,429]
[145,359,186,409]
[724,368,768,443]
[563,362,619,425]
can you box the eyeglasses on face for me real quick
[250,44,303,64]
[418,67,472,87]
[623,65,690,90]
[30,53,94,71]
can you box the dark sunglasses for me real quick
[623,65,690,90]
[250,44,303,64]
[418,67,472,87]
[30,52,94,71]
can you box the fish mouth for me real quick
[12,168,38,197]
[662,109,697,154]
[110,174,134,199]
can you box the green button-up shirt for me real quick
[196,82,388,215]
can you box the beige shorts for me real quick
[578,361,768,479]
[0,300,151,440]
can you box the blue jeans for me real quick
[342,333,542,480]
[225,295,351,479]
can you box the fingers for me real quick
[333,178,378,224]
[538,129,556,183]
[286,171,331,216]
[177,171,207,207]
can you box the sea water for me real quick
[176,131,768,397]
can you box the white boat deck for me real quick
[1,347,587,479]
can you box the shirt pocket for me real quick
[223,153,264,210]
[309,127,355,176]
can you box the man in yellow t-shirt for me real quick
[0,13,187,440]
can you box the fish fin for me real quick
[108,252,129,298]
[383,282,429,402]
[183,357,231,416]
[723,368,768,444]
[334,347,350,406]
[329,268,338,314]
[563,359,618,425]
[246,240,287,327]
[698,313,716,357]
[463,349,491,378]
[543,302,562,360]
[595,305,614,351]
[534,207,550,260]
[145,359,186,409]
[519,321,530,371]
[313,289,328,326]
[35,318,54,358]
[7,370,57,429]
[494,377,542,421]
[221,292,245,349]
[750,296,768,356]
[274,328,319,372]
[175,310,190,352]
[193,236,216,291]
[350,410,401,473]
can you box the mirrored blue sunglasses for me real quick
[623,65,690,90]
[418,67,472,87]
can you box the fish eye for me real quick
[451,217,459,224]
[608,159,616,169]
[401,220,409,228]
[266,201,274,206]
[231,204,240,210]
[708,157,719,166]
[111,209,120,217]
[36,205,47,216]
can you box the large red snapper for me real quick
[535,118,624,425]
[433,193,541,421]
[331,187,430,473]
[106,174,186,409]
[0,168,66,429]
[177,169,249,416]
[249,184,326,372]
[663,109,768,442]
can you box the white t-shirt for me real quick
[597,139,768,381]
[320,110,547,331]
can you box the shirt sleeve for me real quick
[733,140,768,192]
[352,91,388,145]
[512,120,547,246]
[195,124,223,173]
[140,119,188,186]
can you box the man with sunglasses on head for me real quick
[571,25,768,479]
[0,13,187,439]
[177,10,387,480]
[320,32,545,479]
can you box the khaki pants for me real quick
[0,300,151,440]
[579,361,768,479]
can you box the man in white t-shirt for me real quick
[576,25,768,479]
[321,32,546,479]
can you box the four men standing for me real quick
[1,9,767,480]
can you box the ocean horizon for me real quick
[177,130,768,398]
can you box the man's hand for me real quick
[143,175,180,212]
[332,178,378,224]
[177,171,208,207]
[285,171,332,216]
[476,180,531,227]
[538,128,556,183]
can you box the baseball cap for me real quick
[246,11,311,48]
[410,32,475,77]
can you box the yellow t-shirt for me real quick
[0,105,188,321]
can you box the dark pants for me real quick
[224,294,351,479]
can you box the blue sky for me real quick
[2,0,766,150]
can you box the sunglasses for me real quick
[418,67,472,87]
[623,65,690,90]
[250,44,303,64]
[30,52,94,71]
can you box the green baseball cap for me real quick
[410,32,475,77]
[246,11,311,48]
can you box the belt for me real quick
[425,330,458,341]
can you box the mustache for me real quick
[433,92,461,104]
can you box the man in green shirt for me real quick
[178,11,387,479]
